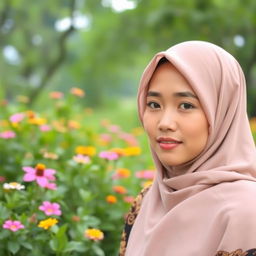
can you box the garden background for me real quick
[0,0,256,255]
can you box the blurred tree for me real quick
[1,0,256,114]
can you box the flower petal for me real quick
[23,173,36,182]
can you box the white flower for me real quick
[3,182,25,190]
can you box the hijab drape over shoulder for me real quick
[125,41,256,256]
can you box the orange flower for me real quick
[113,185,127,194]
[70,87,85,97]
[49,91,64,99]
[84,228,104,241]
[106,195,117,204]
[68,120,80,130]
[75,146,96,156]
[110,148,126,156]
[114,168,131,179]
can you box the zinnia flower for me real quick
[3,220,24,232]
[99,151,119,161]
[22,163,56,188]
[0,130,16,139]
[73,154,91,164]
[112,168,131,179]
[49,91,64,99]
[75,146,96,156]
[3,182,25,190]
[112,185,127,194]
[135,170,155,180]
[38,218,58,230]
[40,124,52,132]
[106,195,117,204]
[70,87,85,97]
[39,201,62,216]
[9,113,25,123]
[84,228,104,241]
[123,147,141,156]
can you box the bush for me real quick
[0,89,154,255]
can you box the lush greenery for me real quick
[0,90,154,255]
[1,0,256,114]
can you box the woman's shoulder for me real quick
[119,185,151,256]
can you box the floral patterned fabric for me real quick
[119,185,151,256]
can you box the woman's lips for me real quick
[157,137,182,150]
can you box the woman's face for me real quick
[143,62,209,167]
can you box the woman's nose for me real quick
[158,111,177,132]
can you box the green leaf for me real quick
[0,204,10,219]
[64,241,88,253]
[50,224,68,252]
[7,241,20,254]
[20,241,33,250]
[92,243,105,256]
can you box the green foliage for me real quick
[0,92,154,255]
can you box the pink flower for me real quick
[0,130,16,139]
[45,182,57,190]
[40,125,52,132]
[9,113,25,123]
[3,220,24,232]
[73,154,91,164]
[23,163,56,188]
[0,176,6,182]
[99,151,119,161]
[118,132,138,146]
[135,170,155,180]
[39,201,62,216]
[107,125,121,133]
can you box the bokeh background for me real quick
[0,0,256,255]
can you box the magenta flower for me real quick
[23,163,56,188]
[45,182,57,190]
[135,170,155,180]
[39,201,62,216]
[3,220,24,232]
[9,113,25,123]
[0,130,16,139]
[99,151,119,160]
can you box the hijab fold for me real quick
[125,41,256,256]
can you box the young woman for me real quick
[119,41,256,256]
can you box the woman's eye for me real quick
[147,102,160,109]
[180,103,195,110]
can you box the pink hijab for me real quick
[125,41,256,255]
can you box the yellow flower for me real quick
[16,95,30,103]
[38,218,58,230]
[250,117,256,132]
[84,228,104,241]
[131,127,144,136]
[142,180,153,188]
[70,87,85,97]
[28,117,47,126]
[106,195,117,204]
[123,147,141,156]
[75,146,96,156]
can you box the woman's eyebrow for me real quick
[147,91,161,97]
[147,91,198,99]
[173,91,198,99]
